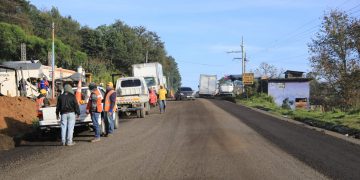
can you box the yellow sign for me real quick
[243,73,254,85]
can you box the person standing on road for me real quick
[158,85,167,114]
[86,83,103,142]
[103,82,117,137]
[18,78,27,97]
[56,84,80,146]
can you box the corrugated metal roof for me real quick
[2,61,42,70]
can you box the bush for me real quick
[281,98,292,110]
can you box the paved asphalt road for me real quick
[0,99,359,180]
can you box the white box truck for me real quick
[199,74,217,97]
[132,62,164,93]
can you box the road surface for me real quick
[0,99,359,180]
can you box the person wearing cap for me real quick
[86,83,103,142]
[36,89,50,113]
[38,77,49,92]
[56,84,80,146]
[158,85,167,114]
[103,82,117,137]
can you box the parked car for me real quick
[175,87,195,100]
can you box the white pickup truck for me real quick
[38,86,119,133]
[116,77,150,118]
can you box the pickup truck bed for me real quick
[39,104,93,129]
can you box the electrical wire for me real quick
[263,0,359,53]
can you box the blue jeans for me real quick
[60,112,76,145]
[104,112,114,134]
[91,112,101,138]
[159,100,166,112]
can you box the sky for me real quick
[29,0,360,90]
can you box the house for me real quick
[267,71,311,109]
[0,61,76,97]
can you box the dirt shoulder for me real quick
[0,96,37,150]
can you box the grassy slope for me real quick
[236,94,360,136]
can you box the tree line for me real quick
[0,0,181,89]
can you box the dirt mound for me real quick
[0,96,37,136]
[0,134,15,150]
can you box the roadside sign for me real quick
[243,73,254,85]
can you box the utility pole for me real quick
[241,37,245,75]
[145,50,148,63]
[20,43,26,61]
[227,36,246,93]
[51,22,55,99]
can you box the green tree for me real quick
[79,26,105,58]
[26,35,47,62]
[0,22,26,61]
[0,0,34,33]
[308,10,360,109]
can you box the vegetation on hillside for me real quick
[0,0,181,88]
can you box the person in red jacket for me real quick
[86,83,103,142]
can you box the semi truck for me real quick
[198,74,217,97]
[132,62,164,93]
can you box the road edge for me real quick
[227,101,360,146]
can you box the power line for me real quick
[347,2,360,12]
[263,0,358,52]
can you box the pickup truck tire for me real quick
[114,112,119,129]
[140,109,145,118]
[136,110,141,118]
[145,102,150,115]
[140,103,145,118]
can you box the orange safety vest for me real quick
[75,90,82,104]
[75,80,82,104]
[36,97,45,111]
[87,89,103,112]
[104,90,117,112]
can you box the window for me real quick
[121,79,141,87]
[222,80,233,86]
[180,87,192,91]
[144,77,156,87]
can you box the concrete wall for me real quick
[268,82,310,109]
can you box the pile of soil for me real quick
[0,96,37,150]
[0,134,15,150]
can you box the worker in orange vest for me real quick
[75,79,83,105]
[36,89,50,114]
[86,83,103,142]
[103,82,117,137]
